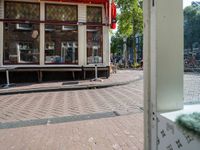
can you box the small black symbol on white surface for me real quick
[185,135,194,144]
[161,130,166,138]
[166,123,174,135]
[166,144,173,150]
[176,140,183,148]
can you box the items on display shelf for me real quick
[61,42,78,64]
[87,46,102,64]
[45,41,78,64]
[16,23,33,30]
[17,42,39,63]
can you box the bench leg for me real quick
[6,70,10,86]
[84,70,86,80]
[38,71,43,82]
[72,72,75,80]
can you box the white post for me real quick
[40,2,45,65]
[78,25,87,66]
[143,0,151,149]
[78,4,87,66]
[103,26,110,66]
[143,0,184,149]
[0,0,4,66]
[6,70,10,86]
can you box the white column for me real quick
[144,0,183,149]
[103,26,110,66]
[0,0,4,66]
[78,4,87,65]
[40,2,45,65]
[78,25,87,65]
[143,0,151,149]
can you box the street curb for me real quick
[0,75,143,95]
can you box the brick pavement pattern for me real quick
[0,70,144,150]
[0,79,143,123]
[184,73,200,104]
[0,113,143,150]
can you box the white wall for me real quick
[156,0,184,112]
[144,0,184,149]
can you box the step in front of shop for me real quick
[0,66,110,84]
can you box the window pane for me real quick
[45,25,78,64]
[87,26,103,64]
[5,2,40,20]
[87,6,102,23]
[3,23,40,64]
[46,4,77,21]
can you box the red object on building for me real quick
[111,1,116,29]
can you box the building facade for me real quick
[0,0,112,83]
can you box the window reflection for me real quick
[4,23,40,64]
[45,25,78,64]
[87,26,103,64]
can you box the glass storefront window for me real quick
[5,2,40,20]
[45,4,78,64]
[4,2,40,64]
[87,6,103,64]
[45,25,78,64]
[46,4,77,22]
[87,6,102,23]
[87,26,103,64]
[4,23,40,64]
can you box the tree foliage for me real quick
[115,0,143,37]
[111,33,123,54]
[184,5,200,50]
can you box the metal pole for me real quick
[6,70,10,87]
[95,64,98,80]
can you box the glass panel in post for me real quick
[87,26,103,64]
[45,24,78,64]
[3,2,40,64]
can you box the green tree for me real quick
[184,5,200,51]
[115,0,143,66]
[111,33,123,55]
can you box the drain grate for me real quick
[62,81,79,85]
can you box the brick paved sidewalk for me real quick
[0,113,144,150]
[184,73,200,104]
[0,81,143,123]
[0,70,143,95]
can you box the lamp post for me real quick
[123,37,128,68]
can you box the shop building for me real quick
[0,0,115,83]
